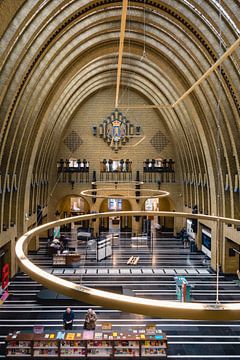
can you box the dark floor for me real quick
[1,235,240,359]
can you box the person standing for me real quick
[84,308,97,330]
[63,307,75,330]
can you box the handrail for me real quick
[16,211,240,320]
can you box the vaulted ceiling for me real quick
[0,0,239,233]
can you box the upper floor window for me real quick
[108,198,122,211]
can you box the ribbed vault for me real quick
[0,0,239,236]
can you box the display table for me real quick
[131,236,148,248]
[77,231,92,240]
[53,253,81,266]
[6,329,167,358]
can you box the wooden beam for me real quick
[115,0,128,109]
[119,37,240,110]
[172,36,240,108]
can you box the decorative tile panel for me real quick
[64,130,83,152]
[150,130,169,152]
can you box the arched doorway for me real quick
[99,197,132,233]
[159,197,174,232]
[142,197,175,233]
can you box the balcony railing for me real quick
[56,158,175,184]
[58,172,90,184]
[143,172,175,183]
[143,159,175,182]
[57,159,89,173]
[100,172,132,182]
[143,159,175,172]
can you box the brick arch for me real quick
[0,0,239,241]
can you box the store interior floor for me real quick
[1,235,240,359]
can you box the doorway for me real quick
[99,197,132,233]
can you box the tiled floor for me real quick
[1,236,240,359]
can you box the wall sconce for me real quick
[135,126,141,135]
[92,126,97,136]
[135,171,140,203]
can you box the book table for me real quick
[6,329,167,359]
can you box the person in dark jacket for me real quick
[63,307,75,330]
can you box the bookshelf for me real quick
[6,334,33,358]
[114,339,140,357]
[33,334,58,358]
[60,340,86,357]
[141,339,167,357]
[87,339,113,357]
[6,330,167,358]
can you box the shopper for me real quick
[50,238,63,253]
[237,270,240,285]
[60,234,68,250]
[84,308,97,330]
[63,307,75,330]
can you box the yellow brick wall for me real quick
[57,88,177,179]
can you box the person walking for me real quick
[63,307,75,330]
[84,308,97,330]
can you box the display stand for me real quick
[96,236,112,261]
[33,334,59,358]
[174,276,191,302]
[87,339,113,357]
[114,339,140,357]
[141,338,167,357]
[6,330,168,358]
[131,235,148,248]
[77,231,92,241]
[6,333,33,358]
[60,337,86,357]
[52,255,66,266]
[53,253,81,266]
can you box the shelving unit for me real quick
[33,334,59,358]
[6,334,33,358]
[52,255,66,266]
[6,330,167,358]
[60,340,86,357]
[96,236,112,261]
[141,339,167,357]
[53,253,81,266]
[114,340,140,357]
[87,340,113,357]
